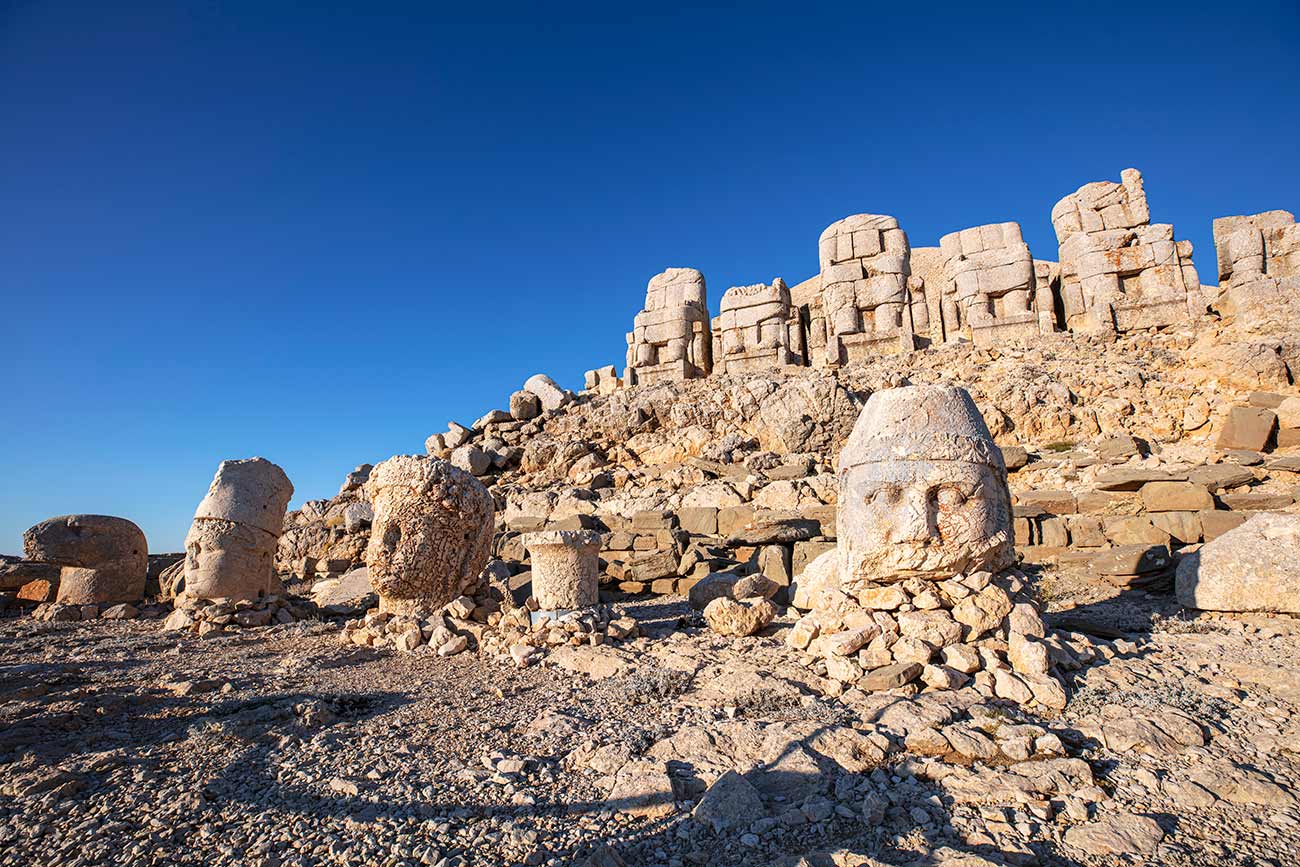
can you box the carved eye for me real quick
[934,486,968,508]
[869,487,900,506]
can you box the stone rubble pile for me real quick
[162,593,318,636]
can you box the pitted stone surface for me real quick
[192,457,294,536]
[524,529,600,610]
[23,514,148,604]
[364,454,494,617]
[837,385,1013,588]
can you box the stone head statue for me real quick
[364,455,494,616]
[837,385,1013,586]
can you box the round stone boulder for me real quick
[523,529,600,611]
[23,514,148,604]
[364,455,494,617]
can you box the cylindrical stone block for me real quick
[524,530,600,611]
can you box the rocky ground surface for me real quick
[2,569,1297,867]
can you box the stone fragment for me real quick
[702,596,777,637]
[23,515,148,605]
[1063,814,1165,857]
[524,530,600,611]
[693,770,766,832]
[859,662,922,691]
[450,444,491,476]
[364,455,494,617]
[606,760,676,818]
[951,585,1013,640]
[1217,406,1277,451]
[509,389,541,420]
[1176,513,1300,614]
[1139,481,1213,512]
[523,374,570,412]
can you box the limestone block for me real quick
[818,214,916,364]
[1139,482,1214,512]
[364,455,494,617]
[837,386,1013,589]
[509,390,541,421]
[626,268,712,384]
[23,514,147,603]
[192,457,294,537]
[523,374,569,412]
[1176,513,1300,614]
[703,596,777,637]
[524,529,600,611]
[1216,406,1277,451]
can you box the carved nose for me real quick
[892,490,936,543]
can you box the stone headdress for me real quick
[838,385,1006,472]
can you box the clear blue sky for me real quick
[3,1,1298,553]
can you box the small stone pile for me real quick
[788,559,1069,710]
[479,601,639,667]
[29,599,164,623]
[164,593,318,637]
[338,591,495,654]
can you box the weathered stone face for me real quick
[524,529,600,611]
[23,514,148,604]
[182,457,293,601]
[837,385,1013,587]
[364,455,494,617]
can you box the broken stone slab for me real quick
[1187,463,1257,491]
[1176,512,1300,614]
[605,759,676,819]
[1217,406,1277,452]
[1092,466,1186,492]
[1063,814,1165,857]
[1139,481,1213,512]
[692,770,766,833]
[859,661,922,691]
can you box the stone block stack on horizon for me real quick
[711,278,805,374]
[1211,209,1300,324]
[1051,167,1204,334]
[182,457,294,602]
[817,214,918,364]
[937,221,1056,346]
[624,267,713,385]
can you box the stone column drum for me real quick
[183,457,294,601]
[837,385,1014,591]
[364,455,494,617]
[524,530,600,611]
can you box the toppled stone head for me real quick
[837,385,1013,587]
[184,457,294,601]
[364,455,494,616]
[24,514,148,604]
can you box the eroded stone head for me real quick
[364,455,494,616]
[837,385,1013,587]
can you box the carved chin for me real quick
[844,532,1014,584]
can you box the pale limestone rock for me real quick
[1176,513,1300,614]
[1052,168,1203,333]
[509,389,541,420]
[523,529,600,611]
[363,455,494,617]
[703,596,777,637]
[523,374,570,412]
[837,385,1013,589]
[1212,210,1300,323]
[1063,814,1165,857]
[23,514,147,604]
[450,444,491,476]
[583,365,623,395]
[818,214,916,364]
[183,458,293,601]
[692,770,766,832]
[789,548,839,610]
[625,267,712,385]
[711,278,804,373]
[937,221,1055,346]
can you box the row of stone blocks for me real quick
[616,171,1299,387]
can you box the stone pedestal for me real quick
[524,529,600,612]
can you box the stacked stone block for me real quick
[1211,210,1300,318]
[1051,168,1203,333]
[937,222,1055,346]
[625,268,713,385]
[711,278,805,374]
[818,214,916,364]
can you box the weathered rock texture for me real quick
[1176,513,1300,614]
[818,214,918,363]
[184,458,294,601]
[1211,210,1300,327]
[524,529,600,611]
[23,514,148,604]
[712,279,804,373]
[363,455,494,616]
[625,268,712,385]
[1052,168,1203,334]
[937,222,1055,346]
[837,384,1014,590]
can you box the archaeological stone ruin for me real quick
[5,164,1300,867]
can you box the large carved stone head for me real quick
[364,455,494,616]
[837,385,1013,587]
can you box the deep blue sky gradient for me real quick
[3,1,1298,551]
